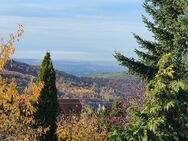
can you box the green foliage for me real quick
[113,0,188,140]
[110,97,122,117]
[114,0,188,82]
[123,53,188,141]
[109,127,126,141]
[96,108,110,131]
[183,52,188,84]
[82,105,94,117]
[35,52,58,141]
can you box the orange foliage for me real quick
[0,26,47,141]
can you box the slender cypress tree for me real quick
[36,52,58,141]
[114,0,188,81]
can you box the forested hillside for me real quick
[4,60,145,101]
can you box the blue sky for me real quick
[0,0,152,61]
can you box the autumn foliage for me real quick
[57,115,108,141]
[0,26,46,140]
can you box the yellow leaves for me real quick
[1,38,5,45]
[0,25,24,72]
[164,65,174,78]
[0,26,47,140]
[23,81,44,103]
[169,81,185,92]
[157,53,172,68]
[164,101,176,111]
[156,64,175,79]
[10,33,14,40]
[71,87,95,95]
[0,77,45,140]
[60,82,96,98]
[57,115,108,141]
[156,53,176,78]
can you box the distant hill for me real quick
[89,72,137,80]
[3,60,145,101]
[15,59,125,76]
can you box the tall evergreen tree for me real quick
[114,0,188,81]
[122,53,188,140]
[36,52,58,141]
[110,0,188,140]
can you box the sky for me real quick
[0,0,152,61]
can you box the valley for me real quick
[4,60,145,101]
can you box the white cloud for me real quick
[0,15,152,60]
[0,15,148,39]
[0,0,150,61]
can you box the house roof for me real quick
[58,99,82,116]
[58,98,82,104]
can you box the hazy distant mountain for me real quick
[15,59,125,76]
[4,60,145,101]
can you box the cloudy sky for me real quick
[0,0,152,61]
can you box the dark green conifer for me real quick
[36,52,58,141]
[111,0,188,140]
[114,0,188,81]
[122,53,188,140]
